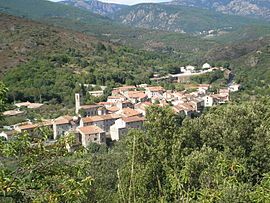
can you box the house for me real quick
[80,114,121,133]
[97,102,113,108]
[116,101,134,110]
[106,106,120,114]
[126,91,148,104]
[229,84,241,92]
[202,63,211,69]
[186,65,195,72]
[3,110,24,117]
[53,116,74,140]
[173,103,196,117]
[0,130,16,140]
[198,84,210,94]
[88,90,104,97]
[190,98,204,112]
[15,123,38,136]
[163,91,175,101]
[107,95,126,103]
[110,116,145,141]
[15,101,44,109]
[77,125,106,147]
[118,86,137,94]
[78,105,101,117]
[203,95,215,107]
[97,106,108,116]
[145,86,165,99]
[180,67,186,73]
[116,108,143,118]
[212,94,229,104]
[134,102,152,116]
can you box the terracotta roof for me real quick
[19,124,38,130]
[108,95,125,99]
[80,105,100,110]
[178,103,196,112]
[82,114,121,123]
[146,86,165,92]
[127,91,147,99]
[27,103,44,109]
[14,102,43,109]
[78,125,104,135]
[118,108,142,117]
[3,110,24,116]
[54,116,73,125]
[107,106,120,112]
[119,86,136,91]
[122,116,145,123]
[135,102,152,111]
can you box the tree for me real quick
[118,99,270,202]
[0,134,92,202]
[0,82,8,121]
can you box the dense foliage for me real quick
[118,101,270,202]
[2,43,192,105]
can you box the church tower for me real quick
[75,93,82,115]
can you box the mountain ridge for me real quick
[166,0,270,20]
[61,0,127,16]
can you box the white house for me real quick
[110,116,144,141]
[229,84,241,92]
[88,90,104,97]
[203,95,215,107]
[80,114,121,133]
[186,65,195,72]
[53,116,74,140]
[145,86,165,99]
[202,63,211,69]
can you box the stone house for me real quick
[77,125,106,147]
[80,114,121,133]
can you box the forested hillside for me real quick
[1,13,203,106]
[0,0,217,53]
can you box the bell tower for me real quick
[75,93,82,115]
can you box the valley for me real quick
[1,0,270,202]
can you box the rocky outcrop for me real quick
[61,0,127,16]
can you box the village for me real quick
[1,63,241,148]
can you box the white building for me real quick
[53,116,74,140]
[229,84,241,92]
[110,116,144,141]
[80,114,121,133]
[202,63,211,69]
[203,95,215,107]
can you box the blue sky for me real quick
[49,0,172,5]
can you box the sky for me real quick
[49,0,172,5]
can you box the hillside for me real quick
[61,0,127,16]
[0,13,101,76]
[0,13,207,105]
[167,0,270,20]
[0,0,218,54]
[112,3,269,33]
